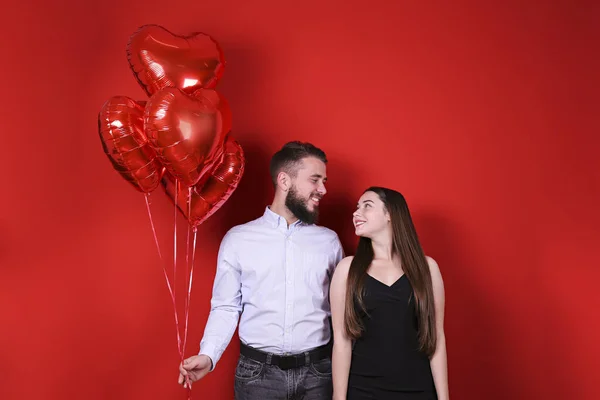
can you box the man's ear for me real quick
[277,171,291,192]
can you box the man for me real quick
[178,141,344,399]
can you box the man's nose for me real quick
[317,184,327,196]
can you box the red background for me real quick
[1,1,598,399]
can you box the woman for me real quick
[330,187,449,399]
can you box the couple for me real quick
[178,141,449,399]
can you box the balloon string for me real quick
[183,187,196,358]
[183,187,193,398]
[183,226,197,358]
[173,179,179,323]
[173,180,193,396]
[182,224,197,398]
[144,193,183,360]
[185,187,191,334]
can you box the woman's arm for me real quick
[427,256,449,400]
[330,256,354,400]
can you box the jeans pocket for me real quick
[235,355,264,381]
[309,358,332,378]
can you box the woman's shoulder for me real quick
[424,255,444,288]
[332,256,354,278]
[425,255,438,268]
[336,255,354,269]
[330,256,354,295]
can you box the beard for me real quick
[285,185,319,225]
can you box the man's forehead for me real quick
[298,156,325,168]
[296,157,326,175]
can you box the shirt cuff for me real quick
[199,344,219,372]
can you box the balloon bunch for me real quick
[97,24,244,395]
[98,24,244,225]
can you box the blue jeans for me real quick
[234,354,333,400]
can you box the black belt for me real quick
[240,341,331,370]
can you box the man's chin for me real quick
[306,212,320,225]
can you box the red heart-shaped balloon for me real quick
[98,96,164,193]
[162,137,245,227]
[144,87,232,187]
[127,24,225,97]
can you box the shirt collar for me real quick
[263,206,303,229]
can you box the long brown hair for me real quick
[344,187,437,356]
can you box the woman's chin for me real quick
[355,227,368,237]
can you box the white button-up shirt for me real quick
[199,206,344,369]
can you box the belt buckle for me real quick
[280,355,301,370]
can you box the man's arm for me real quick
[331,234,345,270]
[198,230,243,371]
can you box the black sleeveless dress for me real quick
[347,274,437,399]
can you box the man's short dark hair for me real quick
[269,141,328,186]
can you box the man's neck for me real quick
[269,202,299,227]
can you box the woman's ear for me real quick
[384,207,391,223]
